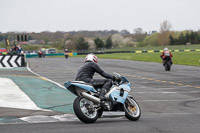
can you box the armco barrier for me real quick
[25,49,200,58]
[26,53,65,58]
[77,49,200,55]
[0,55,26,67]
[25,53,78,58]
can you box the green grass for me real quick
[75,51,200,67]
[50,44,200,67]
[104,44,200,52]
[75,44,200,67]
[172,52,200,66]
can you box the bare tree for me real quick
[160,20,172,33]
[134,28,143,35]
[133,28,147,42]
[64,39,76,51]
[158,20,172,45]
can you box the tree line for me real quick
[139,20,200,47]
[1,20,200,52]
[63,36,113,52]
[141,30,200,47]
[169,31,200,45]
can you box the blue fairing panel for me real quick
[74,83,96,92]
[64,81,97,96]
[118,83,131,92]
[109,83,131,104]
[64,81,71,88]
[109,90,129,104]
[64,81,77,95]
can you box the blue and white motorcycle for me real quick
[64,72,141,123]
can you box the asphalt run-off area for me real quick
[0,57,200,133]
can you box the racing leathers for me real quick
[75,61,114,98]
[160,50,173,65]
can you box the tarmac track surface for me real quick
[1,57,200,133]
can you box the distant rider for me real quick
[64,49,69,59]
[42,47,46,54]
[75,54,116,100]
[160,48,173,65]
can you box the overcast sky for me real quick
[0,0,200,33]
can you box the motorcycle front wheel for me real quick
[73,96,99,123]
[123,96,141,121]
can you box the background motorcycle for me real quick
[38,51,45,58]
[163,56,172,71]
[64,72,141,123]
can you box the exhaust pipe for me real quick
[82,92,101,104]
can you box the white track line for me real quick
[26,62,66,89]
[135,91,200,94]
[138,98,200,102]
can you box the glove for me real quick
[113,76,121,82]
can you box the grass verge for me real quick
[104,44,200,52]
[75,51,200,67]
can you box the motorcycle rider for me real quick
[42,47,46,55]
[160,47,173,65]
[75,53,116,100]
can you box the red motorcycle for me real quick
[38,51,45,58]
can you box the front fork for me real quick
[125,96,137,112]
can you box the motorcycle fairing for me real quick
[119,83,131,92]
[64,81,97,96]
[109,83,131,104]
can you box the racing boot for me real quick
[99,88,112,110]
[99,88,110,101]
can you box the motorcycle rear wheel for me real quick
[73,96,99,123]
[165,62,171,71]
[124,96,141,121]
